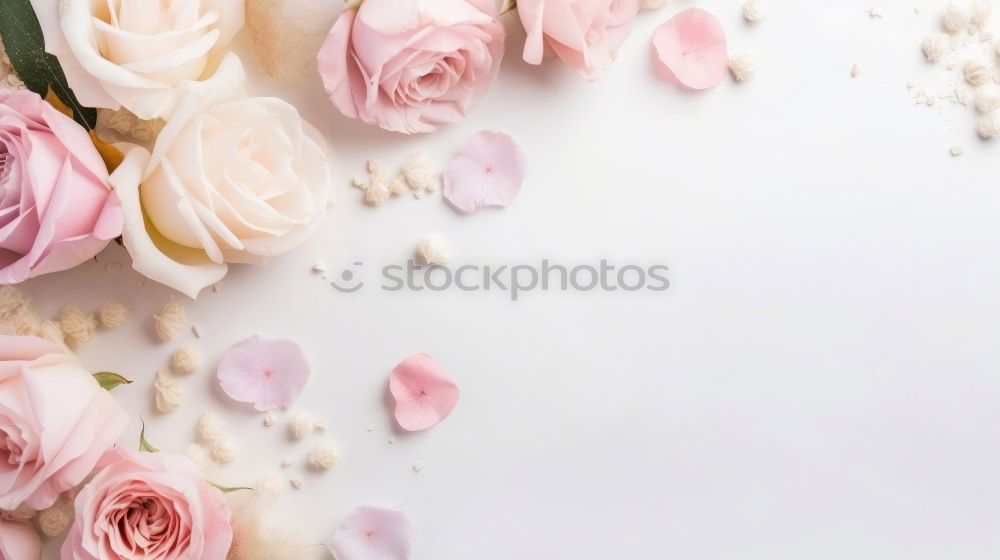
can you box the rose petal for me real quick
[652,8,729,90]
[443,130,527,214]
[0,518,41,560]
[217,334,310,411]
[326,505,415,560]
[389,354,460,431]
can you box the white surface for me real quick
[24,0,1000,557]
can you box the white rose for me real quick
[111,55,332,298]
[30,0,244,120]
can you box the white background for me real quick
[23,0,1000,557]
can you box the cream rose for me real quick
[29,0,244,120]
[112,55,331,298]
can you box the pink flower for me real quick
[518,0,642,80]
[0,89,122,283]
[61,447,233,560]
[389,354,460,431]
[652,8,729,90]
[0,336,127,511]
[326,505,416,560]
[443,130,527,213]
[0,517,41,560]
[316,0,506,134]
[217,334,311,411]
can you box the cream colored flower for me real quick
[111,56,331,298]
[29,0,244,119]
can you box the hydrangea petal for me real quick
[326,505,416,560]
[653,8,729,90]
[443,130,527,214]
[217,334,310,411]
[389,354,460,431]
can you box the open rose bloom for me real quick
[0,335,127,511]
[29,0,244,119]
[0,89,121,284]
[317,0,506,133]
[518,0,642,80]
[63,447,233,560]
[112,55,331,298]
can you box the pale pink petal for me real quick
[389,354,460,431]
[652,8,729,90]
[443,130,527,214]
[217,334,310,411]
[326,505,415,560]
[0,518,41,560]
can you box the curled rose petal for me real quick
[443,130,527,214]
[389,354,460,431]
[652,8,729,90]
[217,335,311,411]
[326,505,415,560]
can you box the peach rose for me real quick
[0,89,121,284]
[61,448,233,560]
[317,0,506,134]
[0,336,127,511]
[518,0,642,80]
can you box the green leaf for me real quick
[138,420,159,453]
[93,371,133,391]
[500,0,516,15]
[0,0,96,129]
[208,482,252,494]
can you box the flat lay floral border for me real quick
[0,0,752,558]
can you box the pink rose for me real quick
[518,0,642,80]
[0,89,121,284]
[62,448,233,560]
[0,336,127,511]
[317,0,505,134]
[0,517,41,560]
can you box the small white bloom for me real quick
[418,234,450,265]
[198,411,227,442]
[943,0,972,32]
[742,0,767,22]
[922,33,950,62]
[212,437,239,463]
[729,52,757,81]
[308,439,339,470]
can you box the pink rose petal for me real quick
[389,354,460,431]
[653,8,729,90]
[443,130,527,214]
[217,334,310,411]
[0,518,41,560]
[326,505,416,560]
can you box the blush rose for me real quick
[518,0,642,80]
[317,0,506,134]
[0,89,121,284]
[61,447,233,560]
[0,335,128,511]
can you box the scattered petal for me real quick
[653,8,729,90]
[217,335,311,411]
[443,131,527,214]
[389,354,460,431]
[326,506,416,560]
